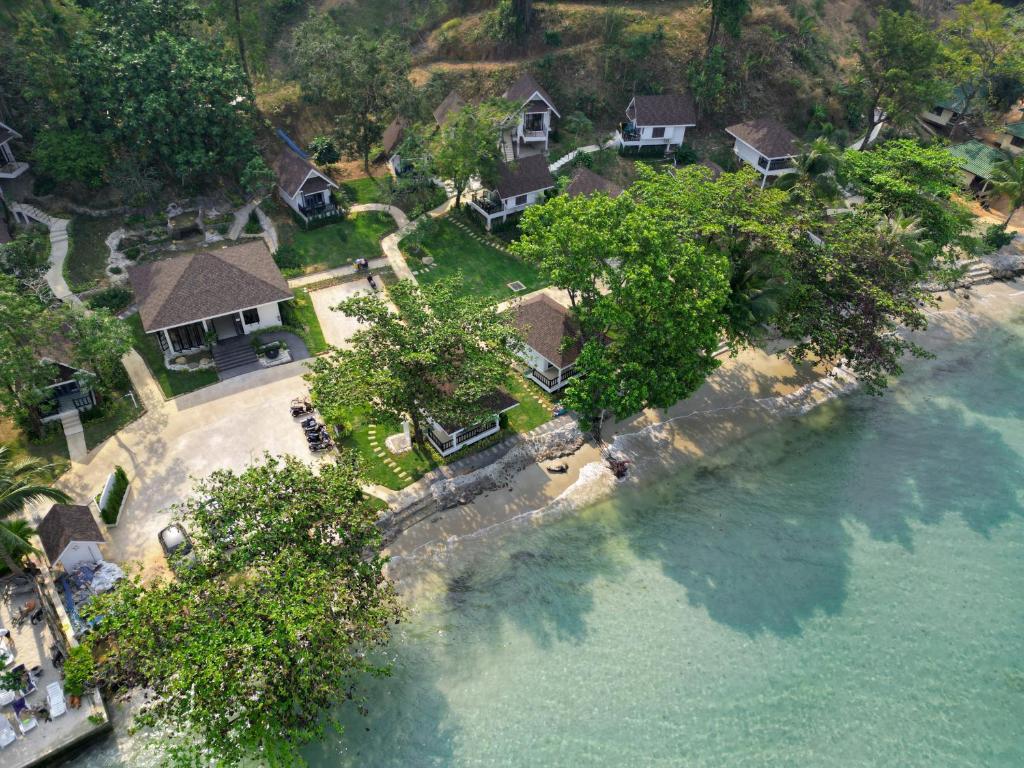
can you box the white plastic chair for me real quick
[47,682,67,718]
[0,717,15,748]
[16,714,36,734]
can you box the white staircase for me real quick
[960,259,992,285]
[500,131,516,162]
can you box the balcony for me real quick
[297,201,341,224]
[619,123,642,143]
[528,364,578,392]
[0,160,29,179]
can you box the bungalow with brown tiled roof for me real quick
[468,155,555,230]
[725,119,799,188]
[35,335,98,424]
[272,143,339,223]
[128,240,293,374]
[500,73,560,160]
[512,294,583,393]
[425,388,519,457]
[565,167,624,200]
[433,90,467,128]
[380,116,410,176]
[615,93,697,156]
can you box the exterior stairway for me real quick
[500,130,517,162]
[212,336,258,375]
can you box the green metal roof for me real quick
[1003,122,1024,139]
[936,85,975,114]
[947,141,1005,180]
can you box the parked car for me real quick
[158,523,194,569]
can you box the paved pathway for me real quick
[287,257,388,288]
[59,410,87,461]
[348,199,455,284]
[547,137,617,173]
[227,200,257,239]
[10,202,79,304]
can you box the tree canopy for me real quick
[431,100,511,206]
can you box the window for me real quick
[167,322,205,353]
[242,308,260,325]
[157,331,168,353]
[651,127,666,139]
[1012,136,1024,149]
[515,194,528,206]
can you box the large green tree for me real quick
[0,445,69,574]
[306,278,523,446]
[63,306,133,393]
[432,101,510,207]
[706,0,752,52]
[292,22,412,170]
[853,10,945,148]
[83,455,400,767]
[991,152,1024,225]
[0,231,49,289]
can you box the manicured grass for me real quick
[288,213,396,274]
[339,177,387,205]
[0,417,70,482]
[281,288,327,355]
[503,373,556,435]
[337,409,440,491]
[82,391,144,450]
[66,215,122,291]
[405,219,547,302]
[126,314,219,398]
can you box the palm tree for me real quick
[876,213,932,278]
[724,252,789,344]
[776,137,842,200]
[0,445,70,574]
[0,519,40,572]
[991,153,1024,226]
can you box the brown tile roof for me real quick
[433,91,466,126]
[300,176,331,195]
[627,93,697,126]
[503,73,559,116]
[381,117,407,154]
[495,155,555,199]
[272,147,335,198]
[725,119,799,159]
[128,240,292,332]
[565,167,624,199]
[513,294,582,367]
[38,504,104,565]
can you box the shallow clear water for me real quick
[85,310,1024,767]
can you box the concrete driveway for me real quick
[309,280,379,349]
[38,360,327,580]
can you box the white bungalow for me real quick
[725,119,799,188]
[426,389,519,457]
[38,504,106,571]
[36,338,97,424]
[272,145,339,223]
[0,121,29,183]
[380,117,412,176]
[997,123,1024,155]
[500,73,560,159]
[468,155,555,230]
[128,240,293,375]
[615,93,696,154]
[512,294,582,393]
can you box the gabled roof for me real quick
[38,504,104,566]
[433,90,466,126]
[1003,122,1024,140]
[0,121,20,147]
[128,240,293,332]
[513,294,582,368]
[494,155,555,199]
[502,73,560,118]
[725,119,799,159]
[382,117,407,154]
[272,146,337,198]
[434,389,519,434]
[947,141,1005,180]
[626,94,697,127]
[565,167,624,199]
[936,85,977,115]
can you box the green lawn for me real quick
[0,417,70,483]
[66,215,122,291]
[126,314,219,398]
[280,288,327,355]
[287,213,396,274]
[503,373,556,434]
[339,177,388,205]
[405,219,547,302]
[82,390,144,450]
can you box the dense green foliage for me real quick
[307,278,523,445]
[62,644,96,698]
[0,444,69,575]
[431,101,511,206]
[83,455,400,767]
[100,465,129,524]
[0,231,49,289]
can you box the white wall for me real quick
[519,345,553,373]
[501,188,548,211]
[732,138,794,177]
[245,301,286,332]
[921,107,954,127]
[999,134,1024,155]
[57,541,103,570]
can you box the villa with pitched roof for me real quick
[35,337,97,424]
[725,119,799,187]
[468,155,555,229]
[272,143,339,223]
[947,140,1006,199]
[434,90,467,128]
[997,123,1024,155]
[615,93,696,154]
[565,167,624,199]
[512,294,583,393]
[500,73,560,159]
[380,116,411,176]
[128,240,292,372]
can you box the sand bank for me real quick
[385,280,1024,583]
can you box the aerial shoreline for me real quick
[384,278,1024,589]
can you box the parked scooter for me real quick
[309,438,333,453]
[290,398,313,417]
[306,427,329,443]
[299,416,318,429]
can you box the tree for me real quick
[991,152,1024,225]
[432,101,509,207]
[63,306,133,393]
[0,231,49,289]
[292,22,411,171]
[940,0,1024,118]
[306,279,523,446]
[853,10,945,149]
[82,454,400,767]
[0,445,69,574]
[239,155,275,200]
[308,136,340,165]
[775,137,842,202]
[514,174,732,434]
[706,0,751,52]
[30,128,110,189]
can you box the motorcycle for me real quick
[309,438,334,452]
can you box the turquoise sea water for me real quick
[85,309,1024,767]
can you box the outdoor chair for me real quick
[0,716,15,748]
[47,682,67,718]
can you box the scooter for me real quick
[299,416,318,429]
[306,428,329,443]
[309,438,333,452]
[290,398,313,416]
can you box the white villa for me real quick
[381,116,411,176]
[36,338,97,425]
[512,294,582,393]
[128,240,293,374]
[725,119,799,187]
[500,73,560,160]
[272,144,339,223]
[997,123,1024,155]
[468,155,555,230]
[426,389,519,457]
[38,504,106,571]
[0,120,29,185]
[614,93,696,154]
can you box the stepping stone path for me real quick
[447,216,515,255]
[366,423,413,484]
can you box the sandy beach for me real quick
[385,278,1024,580]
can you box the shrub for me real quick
[273,243,303,271]
[109,265,123,275]
[88,285,133,312]
[983,223,1014,251]
[100,466,129,525]
[544,30,562,47]
[308,136,340,165]
[244,209,261,234]
[63,645,96,697]
[31,128,110,188]
[240,155,275,199]
[674,143,699,165]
